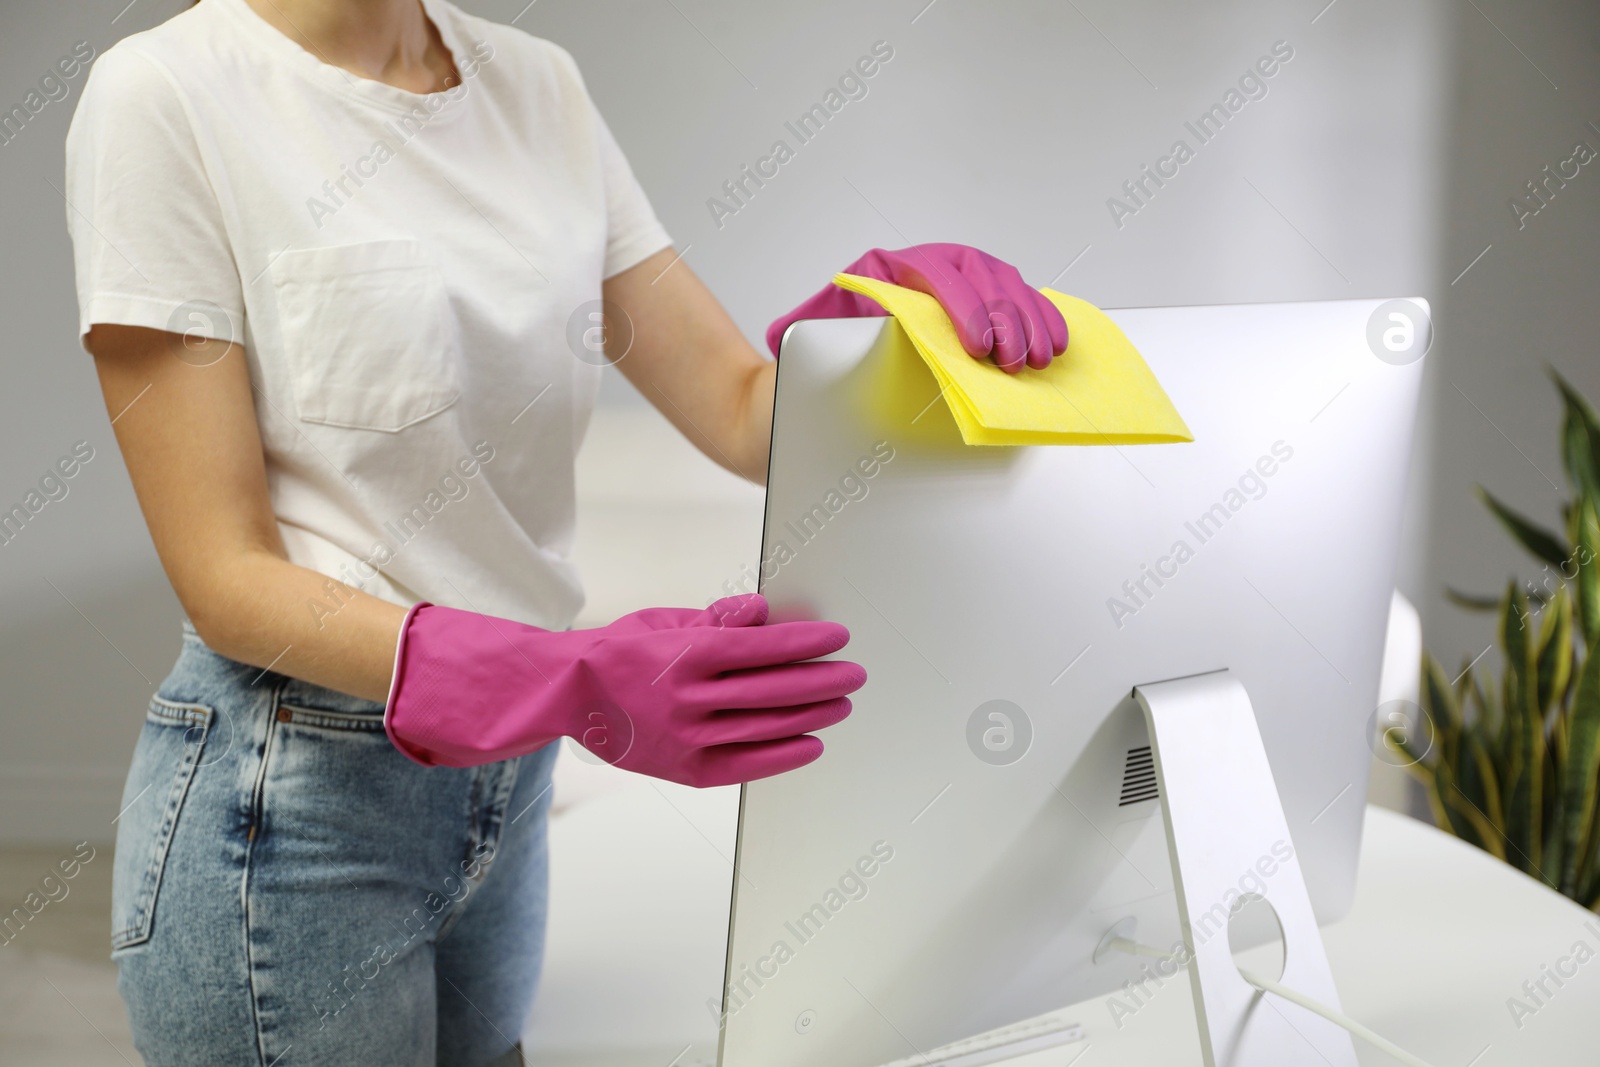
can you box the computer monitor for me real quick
[717,297,1427,1066]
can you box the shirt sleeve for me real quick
[63,45,244,351]
[541,41,672,280]
[590,103,674,279]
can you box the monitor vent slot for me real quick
[1118,745,1158,806]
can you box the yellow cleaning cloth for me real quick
[834,273,1192,447]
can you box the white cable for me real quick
[1235,966,1436,1067]
[1108,936,1169,959]
[1108,938,1437,1067]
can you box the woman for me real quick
[65,0,1067,1063]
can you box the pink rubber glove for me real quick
[766,244,1069,373]
[384,594,864,787]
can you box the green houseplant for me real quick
[1393,371,1600,909]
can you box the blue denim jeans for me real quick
[111,624,558,1066]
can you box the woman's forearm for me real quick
[188,549,408,703]
[606,250,779,483]
[89,324,408,704]
[733,358,777,483]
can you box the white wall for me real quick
[0,0,1460,842]
[1424,0,1600,671]
[0,0,197,846]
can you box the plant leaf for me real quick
[1501,580,1533,680]
[1544,723,1566,878]
[1444,781,1507,862]
[1537,586,1574,717]
[1420,653,1462,757]
[1469,670,1503,756]
[1501,582,1545,873]
[1410,762,1458,842]
[1576,495,1600,652]
[1433,758,1489,852]
[1470,721,1505,831]
[1457,714,1490,818]
[1449,586,1551,613]
[1559,642,1600,896]
[1583,831,1600,906]
[1552,367,1600,502]
[1477,486,1571,568]
[1446,586,1507,612]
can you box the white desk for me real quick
[524,773,1600,1066]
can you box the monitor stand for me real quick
[1125,670,1359,1067]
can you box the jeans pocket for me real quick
[110,697,214,952]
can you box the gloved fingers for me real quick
[679,620,853,674]
[1037,288,1069,359]
[694,697,853,746]
[903,249,1024,371]
[703,593,770,629]
[966,259,1041,373]
[607,595,768,637]
[988,257,1067,369]
[693,657,866,710]
[687,735,826,787]
[607,604,716,634]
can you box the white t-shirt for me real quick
[65,0,673,629]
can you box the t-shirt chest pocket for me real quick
[269,239,461,432]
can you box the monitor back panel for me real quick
[719,299,1425,1067]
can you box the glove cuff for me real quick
[765,274,892,357]
[383,601,438,767]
